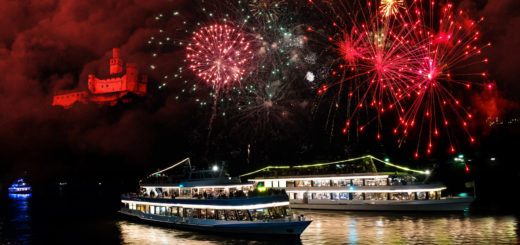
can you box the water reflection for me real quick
[117,220,301,244]
[2,193,32,244]
[298,211,519,244]
[118,211,519,244]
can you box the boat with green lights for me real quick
[119,158,312,236]
[242,155,473,212]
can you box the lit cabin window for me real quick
[264,181,272,188]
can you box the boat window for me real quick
[377,178,388,186]
[216,210,226,220]
[352,179,363,186]
[389,192,414,200]
[160,206,166,215]
[236,210,250,221]
[184,208,193,217]
[150,206,155,214]
[365,179,377,186]
[286,181,295,187]
[171,207,179,216]
[312,192,331,200]
[365,193,386,200]
[314,180,330,187]
[251,208,268,221]
[267,207,285,219]
[225,210,237,220]
[290,193,298,199]
[417,192,427,200]
[179,208,184,217]
[279,181,286,188]
[192,209,201,219]
[339,192,349,200]
[332,179,350,187]
[428,191,436,200]
[200,209,207,219]
[207,209,215,219]
[284,207,292,217]
[352,193,364,200]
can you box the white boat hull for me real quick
[119,208,311,236]
[290,198,473,212]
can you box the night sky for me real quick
[0,0,519,204]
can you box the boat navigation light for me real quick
[425,170,431,175]
[212,165,219,172]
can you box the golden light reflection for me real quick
[296,211,518,244]
[117,212,518,244]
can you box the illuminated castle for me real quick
[52,48,148,108]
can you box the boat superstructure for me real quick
[8,178,32,194]
[243,155,473,212]
[119,158,312,236]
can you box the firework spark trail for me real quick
[185,23,255,151]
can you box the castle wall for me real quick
[52,91,88,108]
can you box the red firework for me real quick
[186,24,253,90]
[312,0,490,157]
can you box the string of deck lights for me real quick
[239,155,428,177]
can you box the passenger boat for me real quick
[119,158,312,236]
[242,155,474,212]
[8,178,32,194]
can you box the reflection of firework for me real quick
[249,0,286,24]
[312,0,490,157]
[186,24,253,91]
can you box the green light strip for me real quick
[370,156,426,175]
[239,155,426,177]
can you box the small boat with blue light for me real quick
[119,158,312,236]
[8,178,32,194]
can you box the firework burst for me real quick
[311,0,491,157]
[186,24,253,91]
[249,0,287,24]
[380,0,405,17]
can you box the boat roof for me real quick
[249,173,390,181]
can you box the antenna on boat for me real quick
[143,157,191,180]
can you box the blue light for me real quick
[458,193,469,197]
[8,178,32,194]
[179,184,184,188]
[348,186,355,190]
[8,193,32,199]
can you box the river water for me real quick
[1,191,519,244]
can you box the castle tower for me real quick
[126,63,138,92]
[110,48,123,75]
